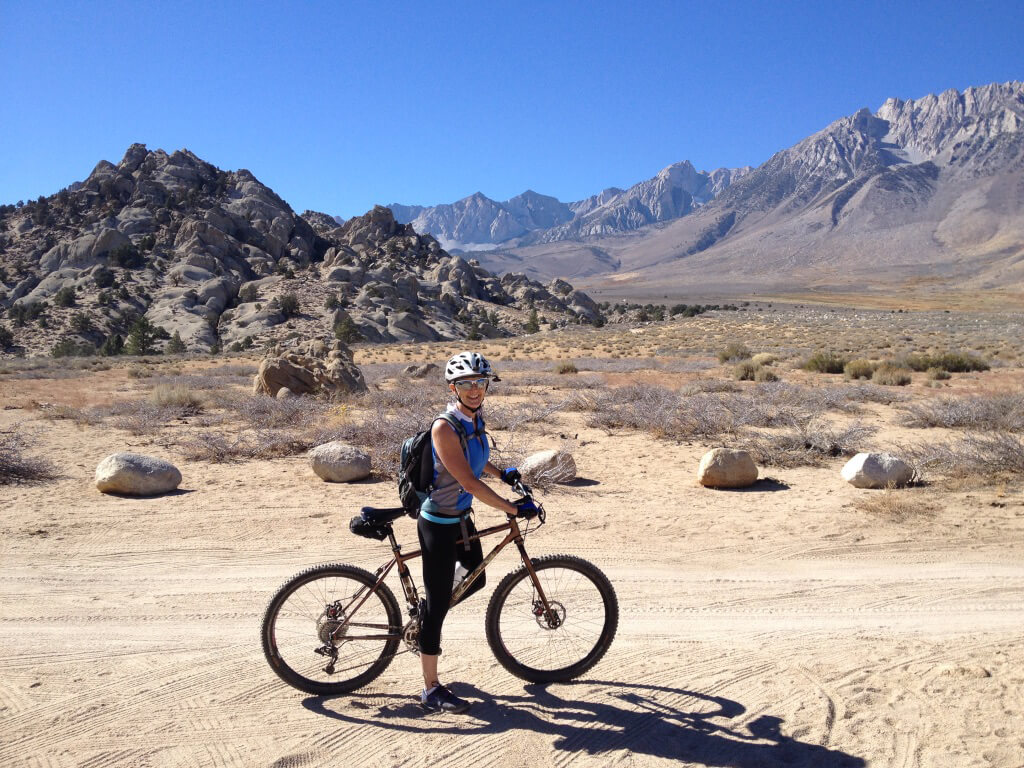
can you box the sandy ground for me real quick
[2,369,1024,768]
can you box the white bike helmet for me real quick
[445,351,500,382]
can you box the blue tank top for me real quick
[421,412,489,517]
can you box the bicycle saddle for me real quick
[360,506,406,524]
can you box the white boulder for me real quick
[95,453,182,496]
[697,448,758,488]
[841,452,913,489]
[521,449,577,484]
[309,442,371,483]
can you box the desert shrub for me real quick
[106,401,175,435]
[753,367,779,383]
[802,350,848,374]
[324,294,341,310]
[902,351,989,373]
[35,403,106,426]
[681,379,741,395]
[740,420,876,468]
[53,286,76,308]
[51,337,95,358]
[751,353,776,367]
[0,425,57,484]
[70,311,95,333]
[898,394,1024,431]
[733,361,759,381]
[278,293,300,317]
[239,284,259,303]
[217,391,334,430]
[926,367,951,381]
[718,342,751,363]
[555,362,578,375]
[485,397,574,432]
[899,432,1024,480]
[111,243,143,268]
[586,385,737,440]
[150,383,204,415]
[872,363,912,386]
[0,324,13,349]
[93,266,116,288]
[844,359,876,380]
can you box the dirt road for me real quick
[2,414,1023,767]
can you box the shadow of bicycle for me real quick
[302,679,864,767]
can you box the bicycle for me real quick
[261,481,619,695]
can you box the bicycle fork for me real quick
[513,537,563,629]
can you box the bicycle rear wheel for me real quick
[261,563,402,695]
[485,554,618,683]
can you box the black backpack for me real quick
[398,412,480,518]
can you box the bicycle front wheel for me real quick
[261,563,402,695]
[485,554,618,683]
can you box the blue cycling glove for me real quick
[515,499,540,519]
[500,467,522,486]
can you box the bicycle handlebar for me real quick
[509,479,546,524]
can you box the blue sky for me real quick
[2,0,1022,217]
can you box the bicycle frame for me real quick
[337,512,555,643]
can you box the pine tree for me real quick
[333,316,362,343]
[100,333,124,356]
[125,317,160,356]
[524,309,540,334]
[166,331,186,354]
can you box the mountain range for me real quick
[387,81,1024,300]
[388,161,752,253]
[1,80,1021,360]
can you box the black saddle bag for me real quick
[349,515,390,541]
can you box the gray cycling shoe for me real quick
[420,684,471,714]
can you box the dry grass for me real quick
[150,383,205,415]
[853,487,938,520]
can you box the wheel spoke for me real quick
[262,565,402,695]
[487,556,617,681]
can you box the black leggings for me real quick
[416,513,486,655]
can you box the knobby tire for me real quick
[261,563,402,695]
[485,554,618,683]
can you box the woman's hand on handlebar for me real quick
[512,498,541,519]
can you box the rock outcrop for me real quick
[0,147,602,358]
[95,453,182,495]
[253,339,366,397]
[403,362,439,379]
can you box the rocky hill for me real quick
[0,146,600,358]
[496,81,1024,297]
[387,161,751,251]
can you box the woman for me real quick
[417,351,538,714]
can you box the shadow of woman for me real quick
[302,679,864,767]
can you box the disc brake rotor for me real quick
[534,599,566,630]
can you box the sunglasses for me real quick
[453,377,491,391]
